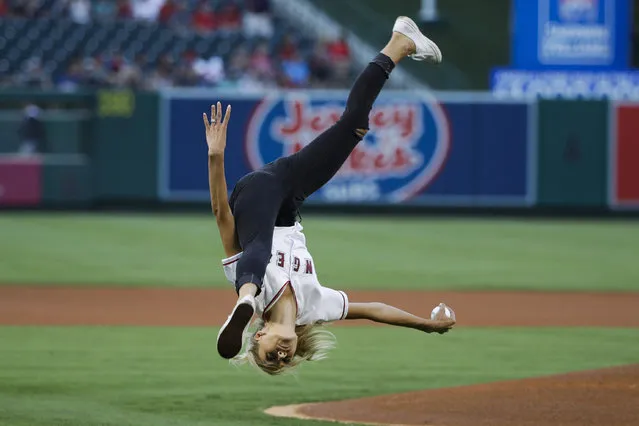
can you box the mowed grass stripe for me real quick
[1,213,638,291]
[0,326,638,426]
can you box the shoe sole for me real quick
[396,16,442,63]
[217,303,255,359]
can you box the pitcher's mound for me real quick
[266,364,639,426]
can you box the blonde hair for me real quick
[230,319,336,376]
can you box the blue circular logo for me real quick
[245,94,450,203]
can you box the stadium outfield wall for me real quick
[0,88,637,213]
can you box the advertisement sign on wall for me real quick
[611,103,639,208]
[0,157,41,206]
[511,0,631,70]
[159,91,533,207]
[491,69,639,100]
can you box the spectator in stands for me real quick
[309,40,332,87]
[236,68,274,91]
[192,1,217,35]
[68,0,90,24]
[281,51,310,88]
[173,51,200,86]
[49,0,67,16]
[131,0,165,21]
[93,0,117,21]
[193,54,225,86]
[133,53,150,74]
[0,0,9,17]
[82,56,110,87]
[218,2,242,31]
[227,46,250,81]
[13,0,43,18]
[158,0,176,24]
[116,0,133,18]
[250,42,275,80]
[243,0,273,38]
[13,57,52,89]
[18,104,47,155]
[327,31,350,62]
[56,58,84,92]
[278,34,298,61]
[109,54,143,89]
[107,53,124,73]
[326,30,352,84]
[167,0,190,34]
[146,54,175,89]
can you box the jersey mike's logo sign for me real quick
[245,94,450,202]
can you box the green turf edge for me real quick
[0,326,637,426]
[2,214,639,291]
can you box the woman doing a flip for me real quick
[204,16,456,375]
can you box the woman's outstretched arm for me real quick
[345,302,455,334]
[203,102,241,258]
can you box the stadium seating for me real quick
[0,0,319,85]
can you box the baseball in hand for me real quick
[431,302,455,321]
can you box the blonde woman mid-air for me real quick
[204,16,456,375]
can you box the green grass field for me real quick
[1,213,638,290]
[1,326,638,426]
[1,213,638,426]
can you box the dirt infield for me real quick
[1,286,639,327]
[268,364,639,426]
[1,286,638,426]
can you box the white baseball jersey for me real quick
[221,222,349,325]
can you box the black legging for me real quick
[229,53,395,294]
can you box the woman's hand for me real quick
[420,318,456,334]
[202,101,231,157]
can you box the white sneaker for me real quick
[392,16,442,64]
[216,295,256,359]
